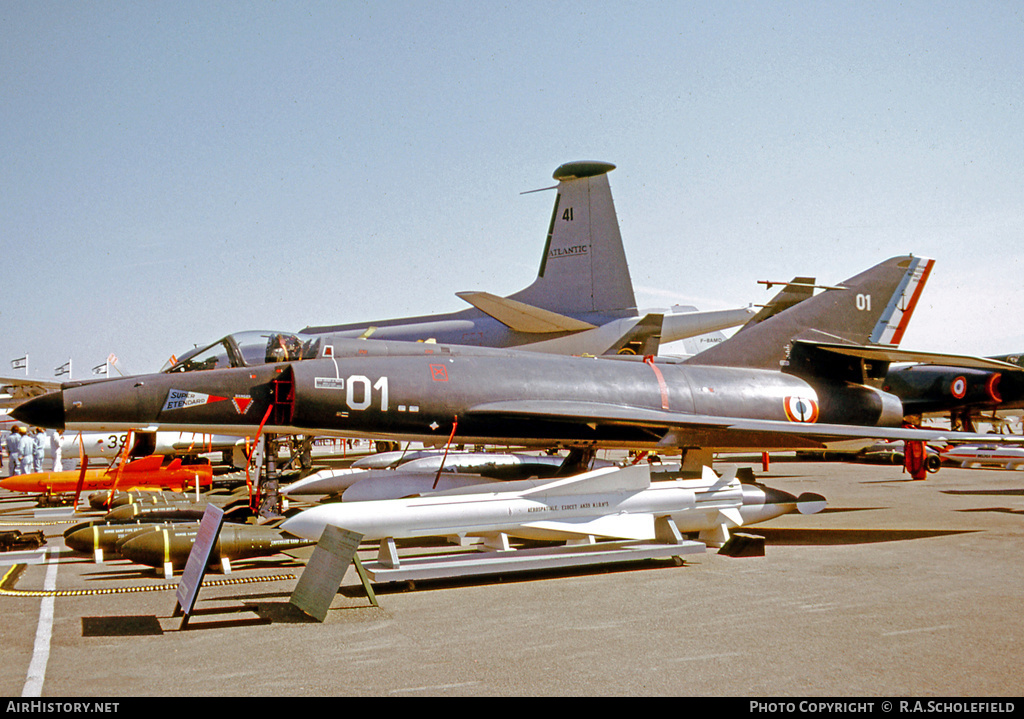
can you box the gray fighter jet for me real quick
[16,255,1023,469]
[161,161,753,376]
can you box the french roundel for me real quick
[784,396,819,423]
[950,376,967,399]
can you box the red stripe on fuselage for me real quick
[643,356,670,410]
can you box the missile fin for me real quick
[518,464,651,497]
[720,508,744,527]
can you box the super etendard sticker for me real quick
[162,389,252,414]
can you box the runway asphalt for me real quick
[1,456,1021,698]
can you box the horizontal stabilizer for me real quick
[740,277,817,332]
[522,513,656,541]
[603,313,663,356]
[456,291,597,334]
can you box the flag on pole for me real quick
[92,362,109,376]
[54,360,71,377]
[11,356,27,371]
[107,353,125,376]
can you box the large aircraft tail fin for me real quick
[509,161,637,316]
[686,255,935,370]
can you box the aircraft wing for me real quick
[796,341,1023,371]
[0,376,61,409]
[465,399,1024,449]
[455,291,597,333]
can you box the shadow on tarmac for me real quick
[745,527,976,545]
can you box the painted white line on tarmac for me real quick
[22,548,58,697]
[881,624,955,637]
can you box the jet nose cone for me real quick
[12,391,65,430]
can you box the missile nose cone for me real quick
[64,527,95,554]
[12,391,65,430]
[280,509,327,541]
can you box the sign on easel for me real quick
[290,524,377,622]
[172,504,225,629]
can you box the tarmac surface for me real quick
[1,456,1022,698]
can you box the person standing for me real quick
[50,429,64,472]
[32,428,47,473]
[4,427,21,476]
[17,426,34,475]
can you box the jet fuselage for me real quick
[19,340,904,452]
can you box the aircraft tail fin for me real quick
[686,255,935,370]
[509,162,637,316]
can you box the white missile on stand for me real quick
[939,444,1024,470]
[282,451,611,498]
[281,464,826,556]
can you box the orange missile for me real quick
[0,455,213,494]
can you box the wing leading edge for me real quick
[464,399,1024,449]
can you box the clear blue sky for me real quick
[2,1,1022,379]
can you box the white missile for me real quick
[283,451,607,497]
[349,449,450,470]
[389,452,571,474]
[349,450,594,473]
[280,465,826,548]
[940,444,1024,470]
[341,473,496,502]
[282,467,368,496]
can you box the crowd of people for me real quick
[2,426,63,477]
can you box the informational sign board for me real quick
[290,524,375,622]
[173,504,225,629]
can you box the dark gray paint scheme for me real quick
[18,254,1020,454]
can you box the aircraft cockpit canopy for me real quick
[162,331,322,373]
